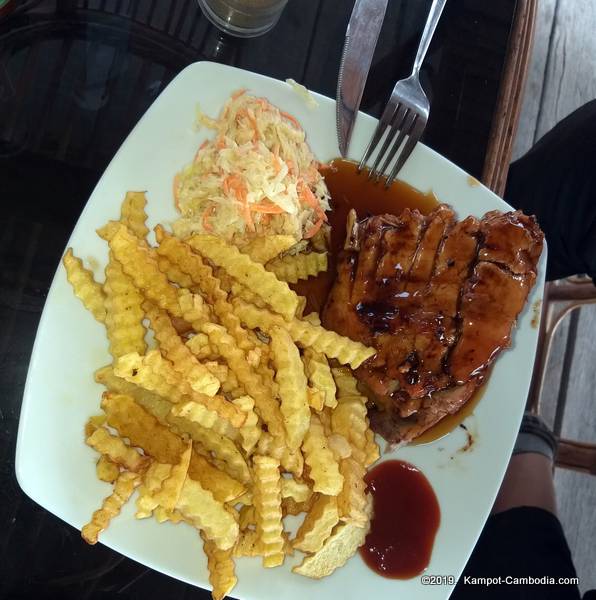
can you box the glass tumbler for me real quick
[197,0,289,38]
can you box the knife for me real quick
[336,0,388,157]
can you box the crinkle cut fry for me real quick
[331,367,360,397]
[240,235,297,264]
[155,227,254,352]
[176,478,239,551]
[96,454,120,483]
[232,395,261,455]
[143,301,221,397]
[86,427,149,472]
[169,400,240,441]
[266,252,328,283]
[114,351,245,431]
[302,414,343,496]
[185,333,218,361]
[270,326,310,450]
[97,370,248,482]
[292,494,339,553]
[104,252,146,358]
[292,498,372,579]
[157,254,195,288]
[63,249,106,323]
[176,288,212,331]
[331,395,378,467]
[105,223,183,318]
[303,347,337,408]
[81,471,140,544]
[337,458,368,526]
[168,415,250,484]
[152,442,192,511]
[188,451,245,503]
[202,322,285,441]
[232,299,376,369]
[101,392,186,464]
[228,278,267,308]
[94,365,172,426]
[135,461,171,518]
[257,432,304,479]
[201,531,238,600]
[253,455,285,568]
[120,191,149,240]
[188,234,299,321]
[233,529,260,557]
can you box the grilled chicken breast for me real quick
[322,205,544,445]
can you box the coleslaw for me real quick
[172,90,330,242]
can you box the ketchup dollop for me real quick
[360,460,440,578]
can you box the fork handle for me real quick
[411,0,447,76]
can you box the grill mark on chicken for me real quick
[322,206,544,445]
[399,216,480,399]
[350,221,382,306]
[406,205,455,295]
[375,209,426,286]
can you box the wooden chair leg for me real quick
[555,438,596,475]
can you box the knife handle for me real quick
[411,0,447,76]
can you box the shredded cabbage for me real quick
[173,91,330,243]
[285,78,319,109]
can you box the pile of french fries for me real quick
[64,191,379,600]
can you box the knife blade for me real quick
[336,0,388,157]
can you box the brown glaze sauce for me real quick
[412,382,486,445]
[360,460,441,578]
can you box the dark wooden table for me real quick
[0,1,533,598]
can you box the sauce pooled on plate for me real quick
[360,460,440,578]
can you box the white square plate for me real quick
[16,61,545,599]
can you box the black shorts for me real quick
[451,507,595,600]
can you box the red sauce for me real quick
[360,460,440,578]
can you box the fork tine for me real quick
[374,111,416,182]
[385,116,425,187]
[368,105,407,180]
[358,120,385,172]
[358,98,399,171]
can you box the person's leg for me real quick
[451,416,581,599]
[505,99,596,282]
[491,452,556,515]
[491,412,557,515]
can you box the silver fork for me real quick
[359,0,447,187]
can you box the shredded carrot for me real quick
[304,218,324,239]
[286,160,295,176]
[256,97,271,110]
[250,200,284,214]
[202,203,216,232]
[232,89,247,100]
[298,180,328,222]
[280,110,302,130]
[216,137,226,150]
[194,140,209,162]
[237,108,259,142]
[224,175,255,232]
